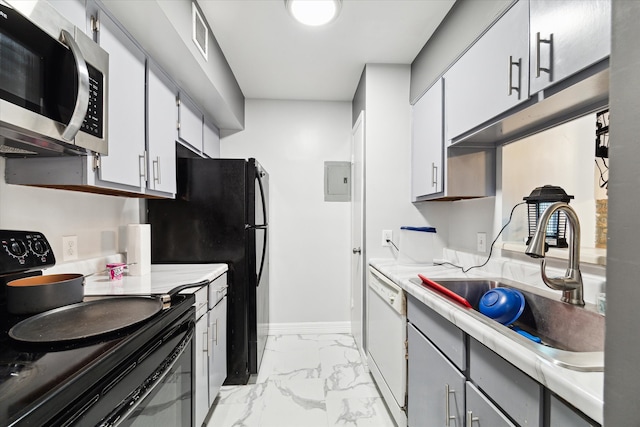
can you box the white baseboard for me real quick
[268,321,351,335]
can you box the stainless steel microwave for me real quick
[0,0,108,156]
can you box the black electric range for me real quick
[0,230,196,426]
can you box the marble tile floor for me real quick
[206,334,397,427]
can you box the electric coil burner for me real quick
[0,230,196,426]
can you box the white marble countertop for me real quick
[83,264,228,296]
[369,258,604,425]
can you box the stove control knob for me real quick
[7,240,27,258]
[31,238,50,256]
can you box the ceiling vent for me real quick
[192,2,208,61]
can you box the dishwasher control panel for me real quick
[369,267,405,314]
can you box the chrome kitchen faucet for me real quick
[525,202,585,306]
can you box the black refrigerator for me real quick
[147,157,269,385]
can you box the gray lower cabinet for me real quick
[466,382,515,427]
[549,395,597,427]
[407,323,465,427]
[405,295,600,427]
[193,285,210,427]
[192,274,228,426]
[194,309,209,426]
[469,338,542,427]
[208,293,228,405]
[407,294,465,371]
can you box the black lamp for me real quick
[523,185,574,248]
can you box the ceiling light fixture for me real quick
[285,0,342,27]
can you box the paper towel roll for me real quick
[126,224,150,276]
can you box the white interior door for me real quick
[351,111,365,357]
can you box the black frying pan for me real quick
[9,281,208,344]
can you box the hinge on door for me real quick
[176,97,181,131]
[90,15,99,34]
[405,339,409,360]
[93,153,101,171]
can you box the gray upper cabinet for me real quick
[178,96,204,153]
[529,0,611,94]
[444,0,530,142]
[411,79,444,201]
[95,8,146,191]
[203,120,221,159]
[49,0,87,32]
[147,63,178,196]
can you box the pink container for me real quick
[107,263,126,280]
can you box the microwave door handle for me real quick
[60,29,90,142]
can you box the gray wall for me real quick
[410,0,513,103]
[604,1,640,424]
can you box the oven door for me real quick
[58,312,194,427]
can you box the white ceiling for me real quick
[198,0,456,102]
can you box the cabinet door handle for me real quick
[432,162,438,188]
[508,56,521,98]
[138,153,148,182]
[152,156,161,184]
[213,319,218,345]
[536,32,553,79]
[445,384,456,426]
[466,410,479,427]
[203,329,208,354]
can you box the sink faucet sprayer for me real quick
[525,202,585,306]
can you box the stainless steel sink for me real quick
[410,277,605,371]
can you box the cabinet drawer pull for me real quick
[508,56,521,98]
[536,32,553,79]
[445,384,456,426]
[466,410,479,427]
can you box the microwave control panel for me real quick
[80,64,104,139]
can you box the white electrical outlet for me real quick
[382,230,393,247]
[62,235,78,261]
[477,232,487,253]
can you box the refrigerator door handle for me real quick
[256,227,267,288]
[245,224,268,230]
[255,169,268,288]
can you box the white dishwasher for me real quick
[367,266,407,427]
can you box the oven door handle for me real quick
[98,324,194,427]
[59,29,90,142]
